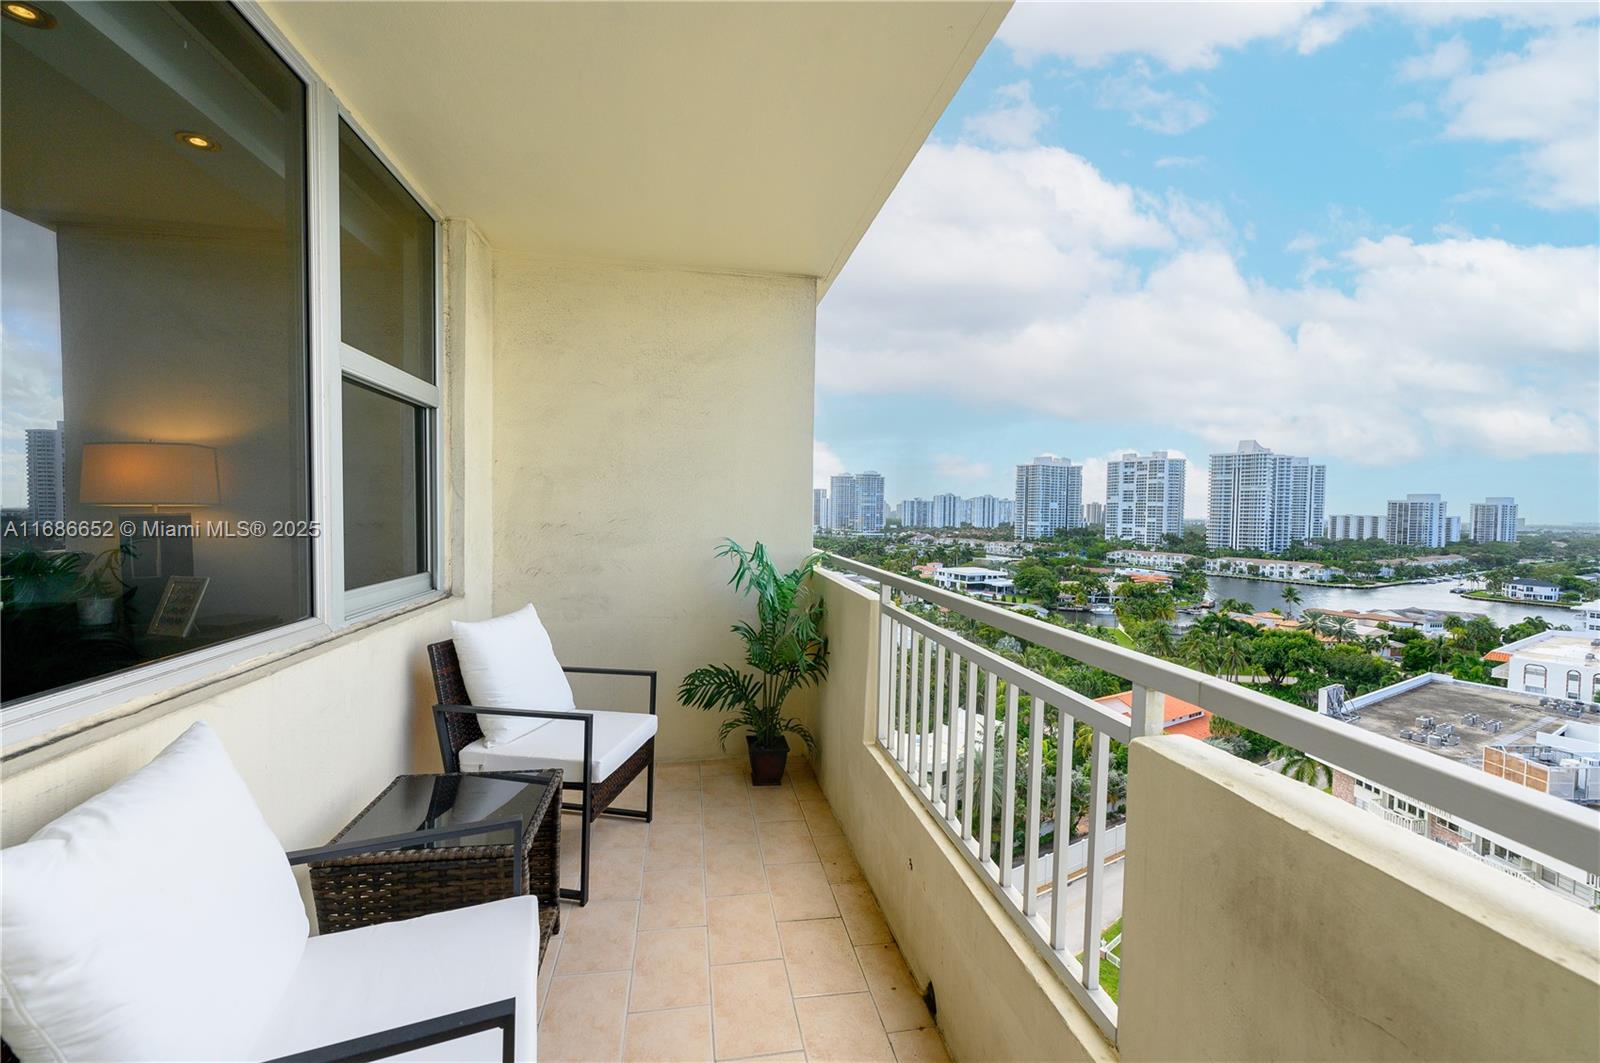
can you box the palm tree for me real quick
[1133,621,1177,660]
[1219,634,1249,683]
[1270,743,1330,790]
[1280,586,1302,614]
[679,540,825,754]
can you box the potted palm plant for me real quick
[679,540,826,785]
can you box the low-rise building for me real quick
[932,566,1014,597]
[1578,599,1600,634]
[1096,690,1212,740]
[1483,631,1600,702]
[1506,578,1562,603]
[1106,549,1194,572]
[1320,674,1600,907]
[1204,556,1341,581]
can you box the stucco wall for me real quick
[490,256,816,761]
[811,570,1117,1063]
[1119,736,1600,1062]
[0,221,496,852]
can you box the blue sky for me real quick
[815,2,1599,523]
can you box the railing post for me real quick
[1129,683,1165,740]
[877,583,892,744]
[1082,730,1111,991]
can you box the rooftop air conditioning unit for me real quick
[1400,729,1414,741]
[1427,734,1444,748]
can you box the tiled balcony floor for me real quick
[538,756,949,1062]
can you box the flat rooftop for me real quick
[1512,633,1600,669]
[1344,680,1588,766]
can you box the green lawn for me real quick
[1078,917,1122,1001]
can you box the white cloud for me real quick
[1435,26,1600,209]
[997,2,1326,71]
[963,80,1048,148]
[819,143,1599,467]
[812,440,845,489]
[1094,64,1213,134]
[1154,155,1205,169]
[1399,37,1472,82]
[933,454,994,481]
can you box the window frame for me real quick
[1,0,444,750]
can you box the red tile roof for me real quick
[1097,690,1213,740]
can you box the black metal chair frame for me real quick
[430,662,657,905]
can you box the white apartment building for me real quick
[1014,455,1082,541]
[932,492,961,529]
[1487,631,1600,701]
[24,421,65,525]
[1103,450,1185,547]
[1386,493,1449,549]
[813,488,828,530]
[1471,497,1518,543]
[1206,440,1325,555]
[1446,515,1462,543]
[996,498,1013,526]
[1325,514,1386,540]
[964,494,1003,529]
[1106,549,1195,572]
[898,498,931,528]
[1083,501,1105,526]
[829,471,884,533]
[1578,600,1600,634]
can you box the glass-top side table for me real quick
[301,770,562,960]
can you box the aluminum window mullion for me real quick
[339,343,442,408]
[310,79,347,629]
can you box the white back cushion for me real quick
[452,604,575,746]
[0,722,308,1062]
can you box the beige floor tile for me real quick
[831,880,893,945]
[786,757,816,781]
[795,992,895,1062]
[704,843,769,897]
[748,786,802,823]
[656,763,703,792]
[707,893,781,965]
[812,833,865,883]
[799,798,843,837]
[646,822,705,868]
[701,777,753,807]
[757,819,819,866]
[710,959,802,1059]
[630,926,711,1012]
[582,813,649,853]
[540,970,630,1062]
[640,864,707,930]
[765,861,840,922]
[856,944,933,1032]
[564,846,647,900]
[791,776,825,801]
[537,933,562,1019]
[653,789,704,826]
[778,918,866,997]
[554,898,639,975]
[617,774,653,810]
[889,1027,950,1062]
[624,1006,714,1062]
[703,806,758,846]
[698,757,748,780]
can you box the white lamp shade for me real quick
[79,443,220,507]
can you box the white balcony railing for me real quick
[822,554,1600,1044]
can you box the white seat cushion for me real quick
[0,723,308,1062]
[253,895,539,1062]
[452,604,575,747]
[458,710,656,783]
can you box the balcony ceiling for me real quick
[263,1,1008,295]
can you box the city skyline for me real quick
[814,4,1599,524]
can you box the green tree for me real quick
[1270,743,1331,790]
[1280,586,1302,613]
[1250,631,1318,687]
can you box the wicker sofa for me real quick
[429,639,657,905]
[0,723,538,1062]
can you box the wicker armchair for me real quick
[428,640,656,905]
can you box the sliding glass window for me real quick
[1,1,311,705]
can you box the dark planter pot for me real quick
[746,734,789,786]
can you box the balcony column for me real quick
[1129,685,1165,739]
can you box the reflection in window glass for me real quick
[339,120,434,381]
[342,381,426,590]
[1,1,310,706]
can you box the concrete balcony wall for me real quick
[1119,737,1600,1062]
[811,570,1116,1062]
[489,255,817,762]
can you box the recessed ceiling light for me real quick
[3,2,56,27]
[175,131,220,152]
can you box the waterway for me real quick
[1203,575,1575,629]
